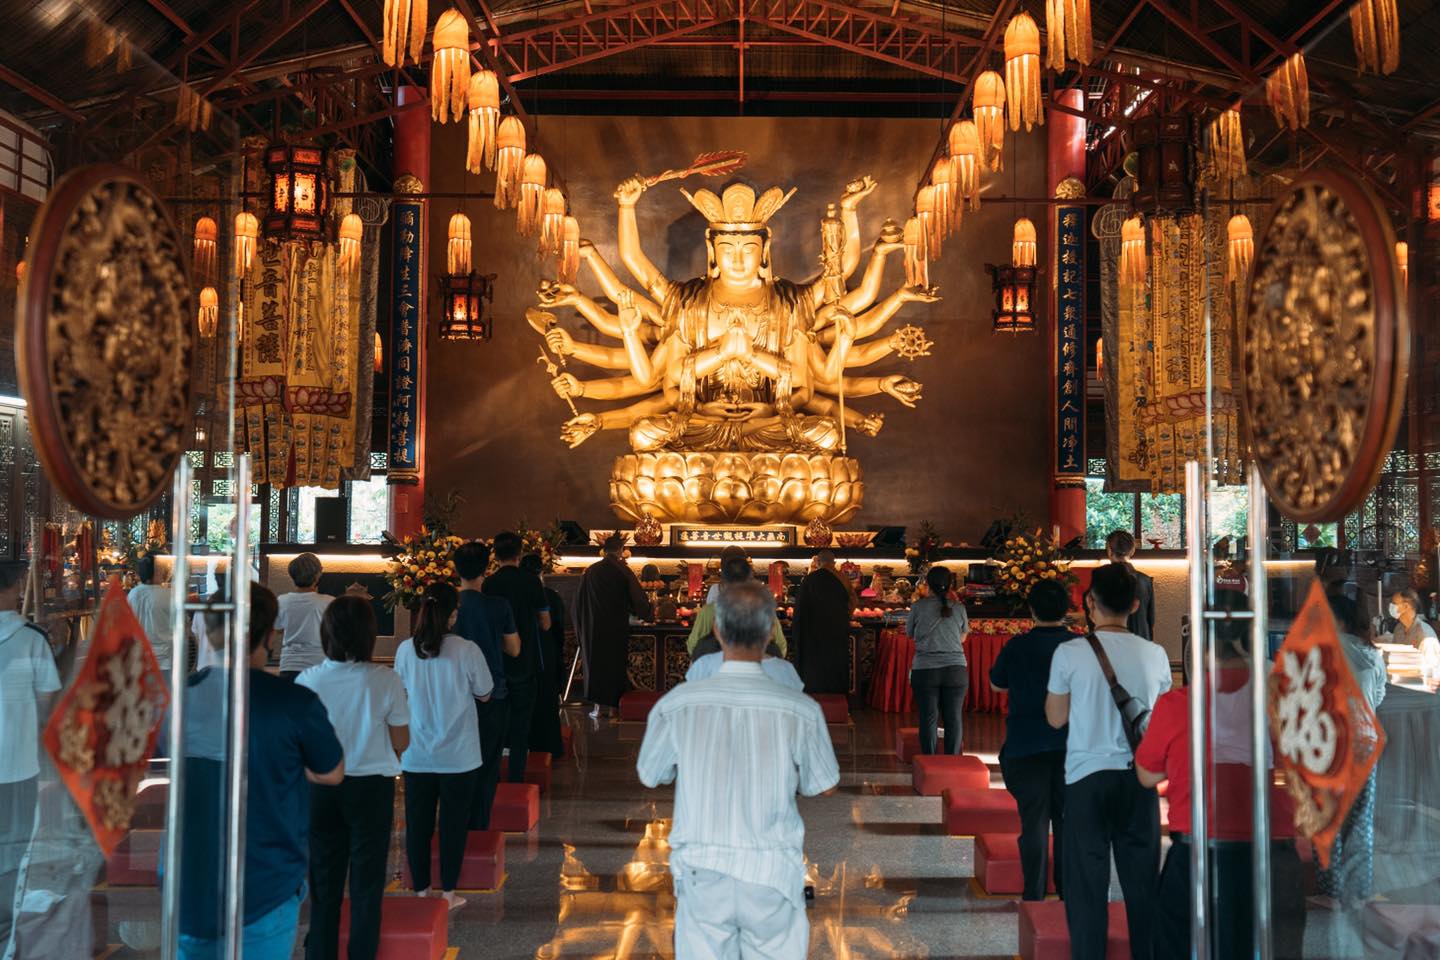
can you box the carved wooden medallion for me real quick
[1241,171,1407,524]
[16,165,194,519]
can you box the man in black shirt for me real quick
[1106,530,1155,642]
[989,579,1071,901]
[481,531,551,783]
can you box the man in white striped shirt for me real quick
[638,579,840,958]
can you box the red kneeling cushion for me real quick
[809,693,849,724]
[492,782,540,833]
[894,727,948,763]
[1018,900,1129,959]
[339,896,448,960]
[131,782,168,829]
[106,830,161,886]
[974,832,1055,896]
[401,830,506,891]
[619,690,662,721]
[524,752,553,792]
[942,788,1021,837]
[912,754,989,796]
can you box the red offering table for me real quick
[868,619,1033,714]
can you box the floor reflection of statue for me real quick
[531,163,938,524]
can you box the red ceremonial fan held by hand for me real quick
[44,576,171,856]
[642,150,748,188]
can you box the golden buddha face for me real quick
[709,231,768,286]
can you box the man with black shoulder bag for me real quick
[1045,563,1172,959]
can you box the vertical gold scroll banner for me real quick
[237,149,365,489]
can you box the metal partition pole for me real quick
[223,455,252,960]
[1184,460,1210,956]
[161,461,192,960]
[1248,464,1273,960]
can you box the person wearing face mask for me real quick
[393,583,494,911]
[1387,588,1440,689]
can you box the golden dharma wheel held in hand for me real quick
[529,156,939,525]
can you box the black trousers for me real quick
[306,775,395,960]
[0,776,37,958]
[469,697,511,830]
[1155,836,1307,960]
[911,664,968,755]
[403,769,477,893]
[1062,768,1160,960]
[1000,750,1066,901]
[505,676,537,783]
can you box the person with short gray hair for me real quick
[277,552,333,680]
[638,579,839,957]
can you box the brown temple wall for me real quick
[424,115,1052,541]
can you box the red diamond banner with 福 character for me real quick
[43,577,170,857]
[1267,581,1385,868]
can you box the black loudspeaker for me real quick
[870,526,906,548]
[557,519,589,546]
[314,497,349,544]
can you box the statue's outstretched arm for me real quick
[820,283,939,344]
[550,372,654,402]
[615,177,672,302]
[803,395,885,437]
[542,328,632,371]
[616,290,669,389]
[815,374,923,408]
[836,239,903,315]
[560,396,672,448]
[580,240,664,326]
[806,177,878,307]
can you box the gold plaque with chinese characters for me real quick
[16,165,194,518]
[1240,171,1407,523]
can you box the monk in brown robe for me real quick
[794,550,857,694]
[574,534,652,715]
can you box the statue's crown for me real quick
[681,182,797,232]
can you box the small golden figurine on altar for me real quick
[530,156,939,525]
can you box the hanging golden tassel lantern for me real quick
[559,216,581,283]
[430,8,471,125]
[1206,108,1247,186]
[197,286,218,339]
[1012,217,1036,267]
[914,186,937,260]
[1119,216,1146,291]
[193,216,217,278]
[539,188,567,255]
[1396,241,1408,290]
[447,212,472,274]
[338,213,363,279]
[382,0,428,67]
[1351,0,1400,76]
[1226,214,1253,283]
[903,217,929,288]
[948,119,982,213]
[467,70,501,173]
[973,71,1006,172]
[929,159,956,248]
[373,330,384,373]
[1266,53,1309,131]
[233,211,258,278]
[1044,0,1093,71]
[493,117,527,210]
[516,153,548,236]
[1004,13,1043,132]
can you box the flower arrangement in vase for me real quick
[382,491,464,610]
[904,521,942,574]
[994,528,1076,611]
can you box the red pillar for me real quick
[388,85,429,538]
[1049,88,1086,545]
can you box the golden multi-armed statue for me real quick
[529,159,938,525]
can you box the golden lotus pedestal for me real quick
[610,452,864,525]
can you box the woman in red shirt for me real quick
[1134,591,1306,959]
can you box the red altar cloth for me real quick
[867,619,1033,715]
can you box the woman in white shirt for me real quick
[297,596,409,960]
[393,582,494,910]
